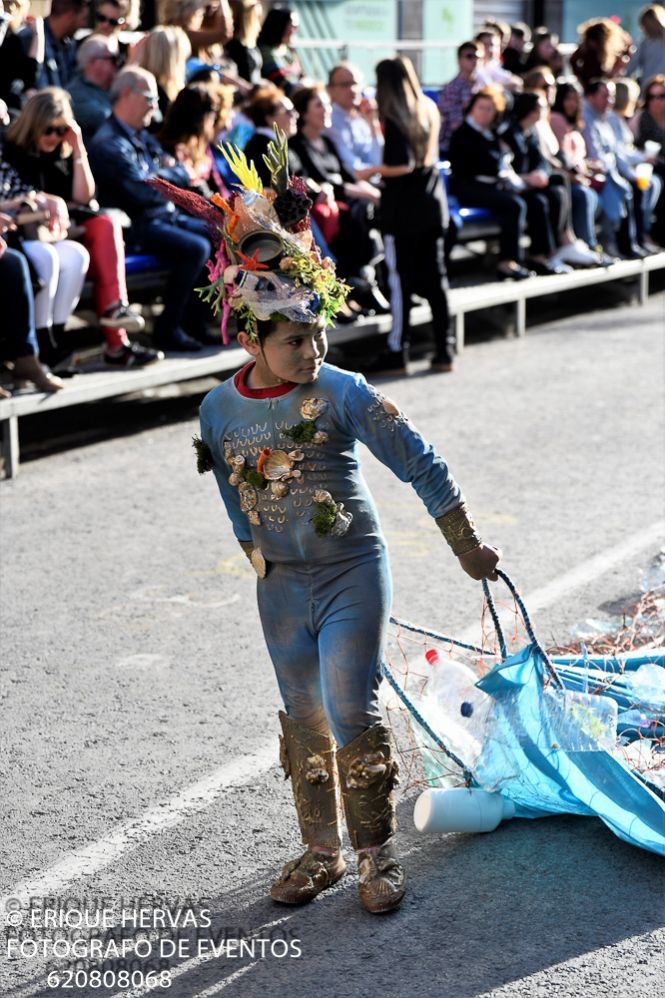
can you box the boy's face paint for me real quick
[239,323,328,387]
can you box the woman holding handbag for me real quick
[4,87,161,367]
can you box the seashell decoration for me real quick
[287,450,304,462]
[247,510,261,525]
[262,449,294,481]
[331,504,353,537]
[312,431,328,445]
[300,398,327,421]
[231,454,246,470]
[289,469,302,479]
[228,472,240,486]
[313,490,333,505]
[382,397,401,417]
[270,481,289,497]
[238,483,257,510]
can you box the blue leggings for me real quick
[257,549,391,747]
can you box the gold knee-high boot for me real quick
[271,711,346,905]
[336,723,406,914]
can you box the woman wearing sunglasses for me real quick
[636,74,665,246]
[3,87,161,367]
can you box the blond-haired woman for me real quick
[225,0,263,83]
[4,88,159,367]
[138,24,191,126]
[627,5,665,95]
[371,56,453,374]
[157,0,232,62]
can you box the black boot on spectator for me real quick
[363,345,410,377]
[36,325,78,375]
[153,327,203,353]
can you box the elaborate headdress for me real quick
[149,129,349,343]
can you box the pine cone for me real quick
[274,189,313,230]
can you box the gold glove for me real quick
[435,503,482,556]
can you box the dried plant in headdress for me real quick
[149,126,349,344]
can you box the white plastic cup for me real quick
[413,787,515,834]
[635,162,654,190]
[644,140,661,159]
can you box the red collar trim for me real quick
[234,362,297,398]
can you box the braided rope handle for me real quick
[483,569,563,688]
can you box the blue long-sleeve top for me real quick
[200,363,463,566]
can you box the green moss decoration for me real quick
[192,435,214,474]
[244,468,267,488]
[284,421,317,443]
[311,500,337,536]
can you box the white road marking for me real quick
[3,743,278,908]
[109,915,293,998]
[3,520,662,912]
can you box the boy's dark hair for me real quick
[256,318,277,343]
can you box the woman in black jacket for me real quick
[448,86,532,279]
[501,91,574,274]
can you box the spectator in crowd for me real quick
[257,5,303,95]
[475,28,522,93]
[138,24,191,129]
[502,92,584,274]
[611,76,663,249]
[582,78,645,258]
[372,55,454,375]
[448,86,532,280]
[502,23,530,76]
[225,0,263,84]
[94,0,132,35]
[242,84,297,184]
[38,0,90,89]
[480,18,510,51]
[158,81,233,197]
[636,74,665,244]
[0,0,45,112]
[4,87,162,366]
[437,40,481,155]
[158,0,232,64]
[0,154,89,366]
[0,209,64,391]
[636,72,665,150]
[522,68,601,264]
[550,80,606,255]
[67,33,118,143]
[89,66,216,352]
[523,28,563,75]
[627,5,665,95]
[325,62,383,178]
[290,83,382,290]
[572,18,632,87]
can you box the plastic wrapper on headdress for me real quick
[383,570,665,857]
[147,127,349,344]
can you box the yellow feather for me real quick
[219,142,264,194]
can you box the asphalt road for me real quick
[1,294,664,998]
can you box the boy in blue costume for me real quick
[181,132,501,914]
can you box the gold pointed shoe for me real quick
[357,843,405,914]
[271,849,346,905]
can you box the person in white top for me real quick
[474,29,523,94]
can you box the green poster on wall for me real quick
[422,0,473,87]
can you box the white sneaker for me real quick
[100,303,145,333]
[555,241,601,267]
